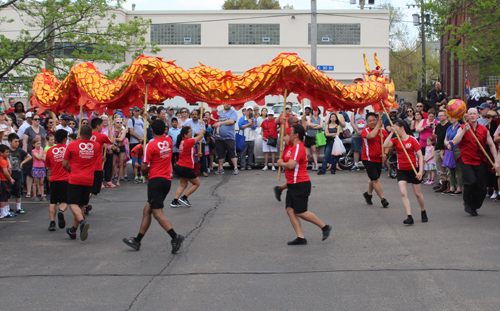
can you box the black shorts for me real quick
[362,160,382,181]
[24,159,33,178]
[50,181,68,204]
[0,181,11,202]
[397,169,421,184]
[175,165,197,180]
[215,139,236,160]
[91,171,103,195]
[147,177,171,209]
[285,181,312,214]
[11,178,23,199]
[67,183,91,206]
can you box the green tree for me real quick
[222,0,281,9]
[426,0,500,76]
[0,0,159,94]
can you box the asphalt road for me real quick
[1,167,499,311]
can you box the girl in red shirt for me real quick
[384,120,427,225]
[171,126,205,208]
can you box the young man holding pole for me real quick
[361,112,390,208]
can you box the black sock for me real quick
[322,225,329,231]
[135,233,144,242]
[167,229,177,240]
[173,198,178,202]
[79,219,86,226]
[50,220,56,224]
[69,226,77,233]
[407,215,413,218]
[181,195,188,200]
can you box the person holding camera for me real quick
[415,110,437,156]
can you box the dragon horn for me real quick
[386,79,395,95]
[374,53,382,68]
[363,53,370,72]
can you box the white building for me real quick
[1,8,390,109]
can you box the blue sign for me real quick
[317,65,334,71]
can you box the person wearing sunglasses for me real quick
[22,114,47,198]
[56,114,73,140]
[415,103,428,119]
[178,108,190,127]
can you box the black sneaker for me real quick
[122,237,141,251]
[470,209,478,216]
[274,186,283,202]
[84,205,92,215]
[79,221,90,241]
[171,234,185,254]
[464,202,473,214]
[322,225,332,241]
[48,221,56,231]
[317,170,325,175]
[363,192,373,205]
[350,166,360,172]
[66,228,77,240]
[179,196,191,207]
[58,211,66,229]
[170,199,182,208]
[287,237,307,245]
[421,210,428,223]
[381,198,389,208]
[403,216,414,225]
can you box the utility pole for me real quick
[311,0,317,68]
[45,18,55,71]
[420,2,426,100]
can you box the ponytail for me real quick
[176,126,191,149]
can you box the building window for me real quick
[228,24,280,45]
[487,76,500,94]
[308,24,361,45]
[150,24,201,45]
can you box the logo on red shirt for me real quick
[79,142,95,158]
[90,135,97,141]
[52,147,66,155]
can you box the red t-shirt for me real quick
[177,138,196,169]
[391,136,421,170]
[283,142,310,184]
[45,145,69,182]
[90,131,112,171]
[261,118,278,140]
[209,110,218,125]
[63,140,101,186]
[361,127,389,163]
[458,123,488,165]
[143,136,173,180]
[0,157,9,181]
[131,144,144,159]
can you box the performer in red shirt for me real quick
[452,108,499,216]
[62,125,100,241]
[261,110,279,170]
[170,126,205,208]
[384,120,426,225]
[277,124,331,245]
[122,120,185,254]
[361,112,390,208]
[83,118,112,215]
[45,129,70,231]
[273,115,307,202]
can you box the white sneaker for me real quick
[490,192,498,199]
[271,166,276,171]
[262,166,268,171]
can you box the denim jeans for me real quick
[320,141,338,172]
[241,141,255,168]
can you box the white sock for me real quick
[0,206,7,217]
[16,203,21,211]
[354,162,359,167]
